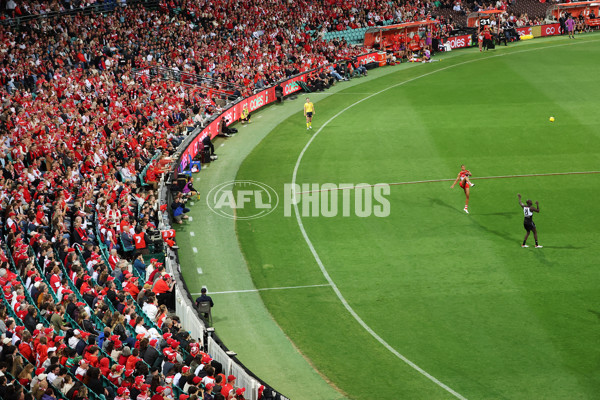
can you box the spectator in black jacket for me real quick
[195,288,214,319]
[140,338,161,370]
[65,294,78,320]
[23,306,38,334]
[105,281,119,308]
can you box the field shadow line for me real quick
[430,197,518,243]
[430,197,462,213]
[587,309,600,321]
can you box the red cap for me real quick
[35,367,45,375]
[205,382,215,391]
[227,375,236,383]
[170,341,180,348]
[115,365,125,372]
[162,333,172,340]
[156,386,166,393]
[181,366,190,374]
[149,338,158,346]
[192,376,201,385]
[235,388,246,396]
[117,387,130,396]
[125,369,134,377]
[179,395,190,400]
[44,327,54,335]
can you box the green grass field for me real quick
[176,34,600,400]
[231,36,600,399]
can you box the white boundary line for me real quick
[190,283,331,296]
[291,39,599,399]
[294,171,600,195]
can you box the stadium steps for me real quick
[508,0,552,20]
[436,8,468,27]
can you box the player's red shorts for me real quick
[459,180,467,189]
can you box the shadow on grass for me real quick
[430,197,462,213]
[476,212,514,218]
[431,197,517,243]
[587,309,600,320]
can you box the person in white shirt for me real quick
[142,297,158,321]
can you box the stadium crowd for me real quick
[0,0,562,398]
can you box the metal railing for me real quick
[133,66,244,97]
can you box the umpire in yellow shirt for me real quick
[304,97,315,130]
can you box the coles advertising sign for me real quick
[541,23,560,37]
[356,51,379,65]
[282,75,304,96]
[446,34,472,49]
[516,26,532,36]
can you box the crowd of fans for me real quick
[0,0,569,398]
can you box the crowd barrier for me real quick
[158,178,289,400]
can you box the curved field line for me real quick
[291,38,599,400]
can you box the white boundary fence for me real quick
[158,171,288,400]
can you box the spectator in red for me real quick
[18,331,35,364]
[152,274,175,311]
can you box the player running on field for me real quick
[518,193,542,248]
[304,97,315,130]
[450,164,475,213]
